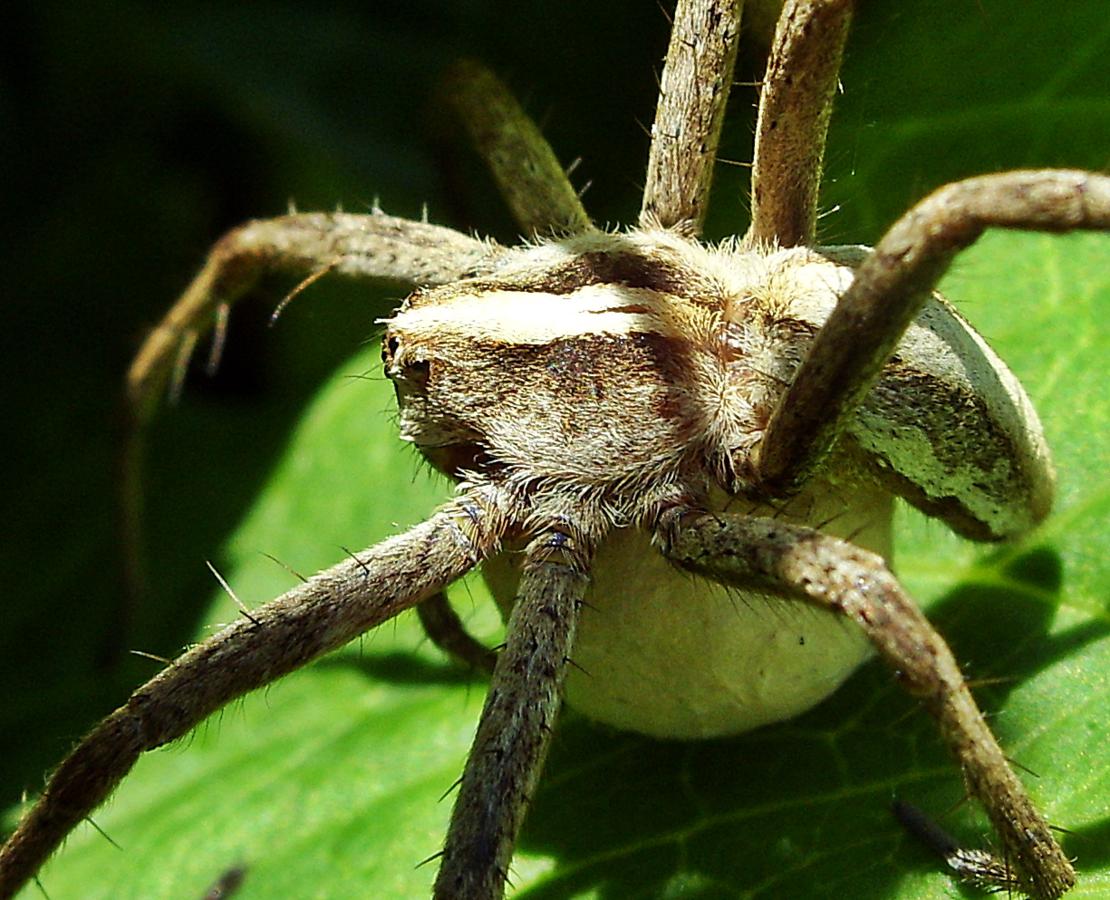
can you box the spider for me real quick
[2,0,1107,898]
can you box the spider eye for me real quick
[382,333,401,366]
[382,331,430,386]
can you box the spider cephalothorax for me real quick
[2,1,1107,898]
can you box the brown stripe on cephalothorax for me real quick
[602,303,654,315]
[518,251,716,300]
[401,248,721,311]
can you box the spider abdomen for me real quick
[483,478,894,738]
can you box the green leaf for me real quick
[5,1,1108,898]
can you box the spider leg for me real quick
[434,525,593,900]
[659,509,1076,900]
[417,591,498,674]
[757,169,1110,497]
[127,211,500,423]
[743,0,853,248]
[120,211,501,602]
[442,59,593,237]
[640,0,742,233]
[0,486,510,900]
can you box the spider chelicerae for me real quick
[3,1,1108,898]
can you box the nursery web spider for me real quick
[3,0,1108,897]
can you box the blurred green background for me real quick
[3,1,1108,897]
